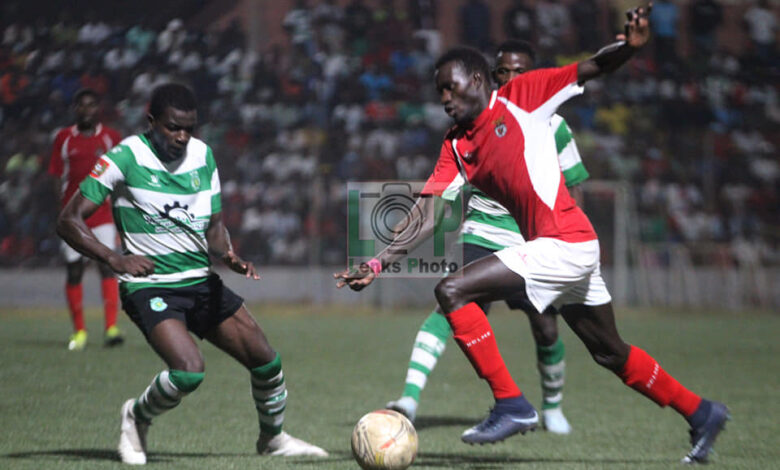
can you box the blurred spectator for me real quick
[649,0,680,70]
[689,0,722,57]
[504,0,535,43]
[743,0,777,64]
[460,0,492,52]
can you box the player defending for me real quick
[338,5,729,463]
[48,88,124,350]
[386,39,588,435]
[58,83,328,465]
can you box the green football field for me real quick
[1,304,778,469]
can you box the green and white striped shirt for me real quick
[80,134,221,294]
[457,114,589,250]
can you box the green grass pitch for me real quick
[1,304,778,469]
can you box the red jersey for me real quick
[48,123,121,227]
[422,63,596,243]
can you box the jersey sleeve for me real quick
[502,63,583,121]
[421,140,464,201]
[47,129,66,177]
[553,116,589,187]
[79,145,130,205]
[206,145,222,214]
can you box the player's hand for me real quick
[622,3,652,48]
[223,250,260,280]
[108,254,155,276]
[333,263,376,291]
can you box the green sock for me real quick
[401,310,452,401]
[250,353,286,436]
[133,369,203,422]
[536,338,566,410]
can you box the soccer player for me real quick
[386,39,588,435]
[48,88,123,350]
[337,5,729,463]
[57,83,328,465]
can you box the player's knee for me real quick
[168,369,205,393]
[434,276,465,312]
[590,346,629,372]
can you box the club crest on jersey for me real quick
[149,174,161,187]
[149,297,167,312]
[90,159,109,177]
[493,116,507,138]
[189,170,201,190]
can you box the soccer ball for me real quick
[351,409,418,470]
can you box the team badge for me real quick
[90,158,110,177]
[150,174,161,186]
[189,170,201,190]
[149,297,167,312]
[493,116,507,138]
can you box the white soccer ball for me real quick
[351,409,418,470]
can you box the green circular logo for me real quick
[150,297,168,312]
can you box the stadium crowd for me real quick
[0,0,777,268]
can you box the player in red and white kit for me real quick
[49,88,123,350]
[337,5,728,464]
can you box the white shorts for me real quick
[494,237,612,313]
[61,223,117,263]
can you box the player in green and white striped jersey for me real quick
[387,40,589,435]
[57,84,327,465]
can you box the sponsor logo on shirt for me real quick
[90,158,110,178]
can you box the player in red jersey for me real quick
[48,88,124,350]
[337,4,729,464]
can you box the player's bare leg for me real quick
[525,308,571,434]
[65,260,87,350]
[560,303,729,463]
[118,320,205,465]
[434,255,538,444]
[205,306,328,457]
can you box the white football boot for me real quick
[118,399,149,465]
[542,407,572,435]
[385,396,418,423]
[256,431,329,457]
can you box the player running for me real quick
[386,39,588,435]
[338,5,729,464]
[58,83,328,465]
[48,88,124,350]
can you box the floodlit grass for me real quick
[1,304,778,469]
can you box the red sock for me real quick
[101,277,119,330]
[447,302,522,400]
[619,345,702,416]
[65,283,85,332]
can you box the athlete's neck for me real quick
[76,122,97,136]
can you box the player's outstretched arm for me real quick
[57,194,154,276]
[577,3,652,84]
[334,195,439,291]
[206,212,259,280]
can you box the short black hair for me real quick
[435,47,491,84]
[148,83,197,118]
[496,39,536,64]
[73,88,99,105]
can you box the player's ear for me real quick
[472,71,485,89]
[147,113,155,127]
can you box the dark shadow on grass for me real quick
[414,415,478,430]
[5,448,352,464]
[415,451,670,468]
[4,448,246,463]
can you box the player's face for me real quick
[148,106,197,160]
[75,94,99,128]
[435,61,485,125]
[493,52,533,87]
